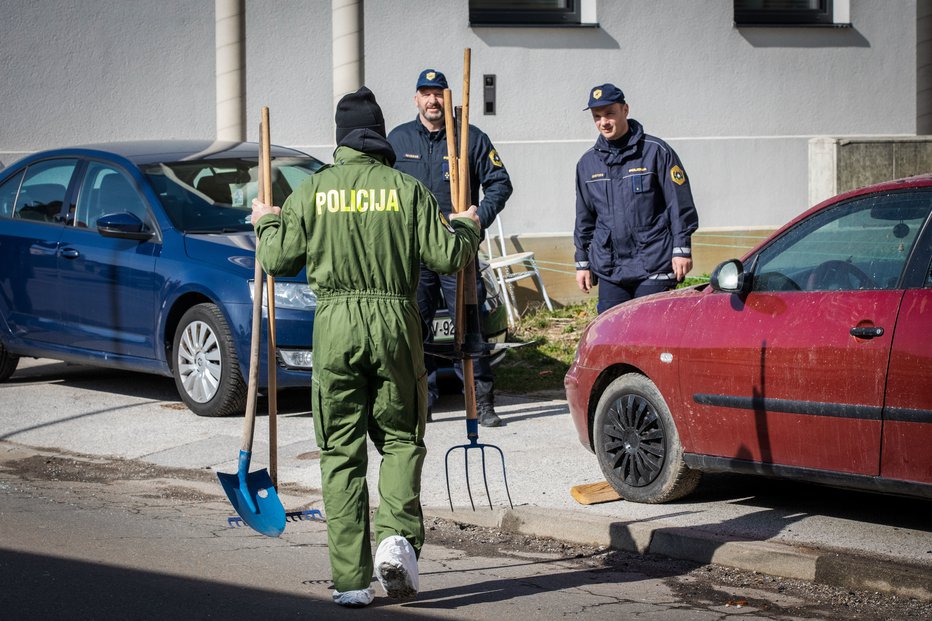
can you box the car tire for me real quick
[0,342,20,382]
[593,373,700,503]
[172,303,247,417]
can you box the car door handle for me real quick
[850,326,884,339]
[60,248,81,259]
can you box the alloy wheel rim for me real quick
[602,394,666,487]
[177,320,222,403]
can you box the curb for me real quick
[423,505,932,602]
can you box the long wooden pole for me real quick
[457,48,478,433]
[443,89,465,350]
[259,107,278,489]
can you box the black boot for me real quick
[477,403,502,427]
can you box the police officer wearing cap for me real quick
[574,83,699,313]
[388,69,513,428]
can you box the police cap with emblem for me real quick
[584,83,625,110]
[335,86,386,143]
[416,69,449,90]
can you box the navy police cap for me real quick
[584,83,625,110]
[416,69,448,90]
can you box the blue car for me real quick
[0,141,324,416]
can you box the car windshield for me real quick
[141,156,323,233]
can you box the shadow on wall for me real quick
[472,26,619,50]
[738,26,869,48]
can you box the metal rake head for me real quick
[444,437,514,512]
[227,508,324,528]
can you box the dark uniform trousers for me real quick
[417,263,493,408]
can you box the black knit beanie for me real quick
[335,86,386,143]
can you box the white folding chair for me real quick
[483,217,553,326]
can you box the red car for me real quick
[565,174,932,503]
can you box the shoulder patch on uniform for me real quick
[670,165,686,186]
[488,149,503,167]
[404,153,421,160]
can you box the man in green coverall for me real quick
[251,86,480,608]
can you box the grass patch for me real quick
[494,299,597,396]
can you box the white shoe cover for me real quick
[374,535,419,599]
[332,587,375,607]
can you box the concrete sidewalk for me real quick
[407,394,932,603]
[260,390,932,602]
[3,359,930,602]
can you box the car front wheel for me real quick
[593,373,700,503]
[172,303,247,417]
[0,342,19,382]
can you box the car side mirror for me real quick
[711,259,751,295]
[96,212,154,241]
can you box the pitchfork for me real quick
[442,49,514,512]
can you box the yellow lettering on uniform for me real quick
[327,189,339,212]
[375,189,385,212]
[316,192,326,215]
[340,190,352,212]
[386,188,399,211]
[356,189,368,212]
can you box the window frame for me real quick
[469,0,589,27]
[0,169,26,219]
[734,0,848,27]
[72,159,159,238]
[11,158,81,226]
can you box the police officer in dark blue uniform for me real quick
[388,69,513,427]
[574,83,699,314]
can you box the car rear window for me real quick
[11,159,79,224]
[142,156,322,233]
[0,170,25,218]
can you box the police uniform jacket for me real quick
[574,119,698,284]
[388,118,512,229]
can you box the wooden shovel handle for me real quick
[259,107,279,487]
[240,111,271,452]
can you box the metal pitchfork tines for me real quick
[227,508,324,528]
[441,48,514,513]
[444,418,514,512]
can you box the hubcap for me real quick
[177,320,222,403]
[601,394,666,487]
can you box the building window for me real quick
[734,0,846,26]
[470,0,585,26]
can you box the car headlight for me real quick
[278,349,313,369]
[248,280,317,310]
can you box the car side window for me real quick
[752,192,930,293]
[12,159,79,224]
[0,170,25,218]
[74,163,151,231]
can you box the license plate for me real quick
[432,317,455,342]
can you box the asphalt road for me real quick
[4,443,929,620]
[1,357,931,615]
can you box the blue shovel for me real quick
[218,108,286,537]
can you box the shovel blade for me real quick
[217,468,286,537]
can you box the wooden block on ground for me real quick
[570,481,623,505]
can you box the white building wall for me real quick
[0,0,215,159]
[0,0,921,234]
[244,0,332,152]
[363,0,918,232]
